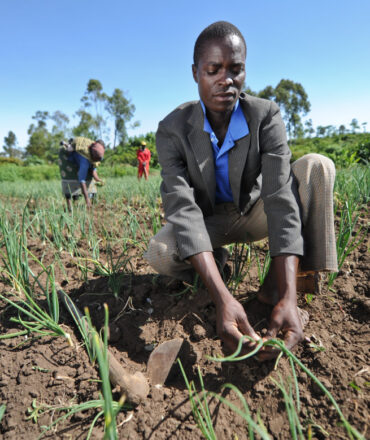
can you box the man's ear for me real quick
[192,64,198,83]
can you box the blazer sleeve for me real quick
[260,101,304,257]
[156,122,213,259]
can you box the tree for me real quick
[338,124,347,135]
[243,86,258,96]
[50,111,70,136]
[350,118,360,133]
[316,125,327,137]
[257,85,275,101]
[361,122,367,133]
[273,79,311,140]
[243,79,311,141]
[26,111,51,158]
[80,79,107,139]
[105,88,137,147]
[73,109,97,139]
[25,110,67,161]
[304,119,315,138]
[3,131,22,158]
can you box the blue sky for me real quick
[1,0,369,150]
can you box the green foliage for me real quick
[106,88,136,147]
[0,157,23,166]
[2,130,22,158]
[291,132,370,167]
[244,79,311,140]
[0,164,60,182]
[104,132,158,167]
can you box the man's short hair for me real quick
[193,21,247,66]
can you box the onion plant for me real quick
[178,360,271,440]
[227,242,252,294]
[0,404,6,422]
[58,293,124,439]
[0,208,32,295]
[76,242,132,297]
[253,246,271,286]
[0,265,72,346]
[177,360,217,440]
[208,337,365,440]
[328,199,365,288]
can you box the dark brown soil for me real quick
[0,204,368,439]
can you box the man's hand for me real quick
[189,251,260,354]
[258,298,303,360]
[216,295,260,354]
[257,255,303,361]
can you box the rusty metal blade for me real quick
[147,338,183,386]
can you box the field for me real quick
[0,169,369,440]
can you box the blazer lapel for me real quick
[228,133,251,207]
[187,104,216,208]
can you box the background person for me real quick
[145,21,337,361]
[137,141,151,180]
[59,138,105,210]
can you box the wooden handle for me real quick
[57,286,149,404]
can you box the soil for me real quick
[0,202,369,440]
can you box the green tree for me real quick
[304,119,314,138]
[26,111,51,158]
[273,79,311,140]
[106,88,137,148]
[73,109,97,139]
[79,79,107,139]
[350,118,360,133]
[242,86,258,96]
[243,80,310,141]
[3,131,22,158]
[338,124,347,135]
[51,111,70,136]
[25,111,67,162]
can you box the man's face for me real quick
[90,142,105,162]
[192,35,246,116]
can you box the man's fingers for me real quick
[238,320,261,345]
[221,325,255,354]
[265,317,280,339]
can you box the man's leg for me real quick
[291,153,338,272]
[144,223,197,283]
[144,203,243,283]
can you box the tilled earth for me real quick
[0,207,368,439]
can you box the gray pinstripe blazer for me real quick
[156,93,304,260]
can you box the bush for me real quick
[291,133,370,168]
[0,157,23,166]
[0,164,59,182]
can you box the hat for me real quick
[141,141,147,146]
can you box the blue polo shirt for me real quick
[200,100,249,203]
[67,152,95,183]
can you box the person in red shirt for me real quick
[137,141,151,180]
